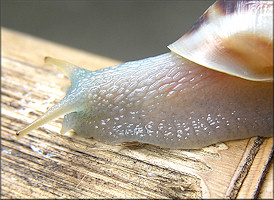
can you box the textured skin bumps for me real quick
[59,53,273,149]
[16,0,273,149]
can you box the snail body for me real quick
[17,0,273,149]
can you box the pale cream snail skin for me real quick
[17,0,273,149]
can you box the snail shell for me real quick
[168,0,273,81]
[17,0,273,149]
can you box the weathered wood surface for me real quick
[1,28,273,199]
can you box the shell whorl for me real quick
[168,0,273,81]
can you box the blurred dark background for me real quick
[2,0,215,61]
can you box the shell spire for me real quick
[168,0,273,81]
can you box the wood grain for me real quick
[1,28,273,199]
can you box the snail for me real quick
[17,0,273,149]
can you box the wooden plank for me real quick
[1,28,273,199]
[258,162,273,199]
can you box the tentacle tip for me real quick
[60,126,69,136]
[43,56,78,78]
[16,131,24,140]
[44,56,55,65]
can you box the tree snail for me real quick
[17,0,273,149]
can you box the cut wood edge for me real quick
[225,137,273,199]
